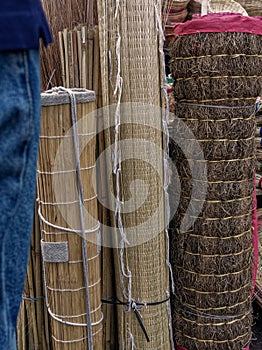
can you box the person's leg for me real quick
[0,49,41,349]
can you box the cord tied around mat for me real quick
[101,295,170,342]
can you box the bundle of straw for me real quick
[38,88,103,349]
[170,26,261,349]
[97,0,172,348]
[17,207,51,350]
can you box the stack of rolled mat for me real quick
[163,1,190,44]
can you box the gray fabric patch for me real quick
[41,241,69,263]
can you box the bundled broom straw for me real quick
[170,24,261,349]
[38,88,103,349]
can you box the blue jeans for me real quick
[0,50,41,349]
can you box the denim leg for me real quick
[0,50,41,349]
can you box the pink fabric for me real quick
[174,12,262,37]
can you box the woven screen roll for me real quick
[38,88,102,349]
[97,0,172,348]
[169,14,262,350]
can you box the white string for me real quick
[38,205,100,234]
[46,305,104,327]
[113,1,132,306]
[37,164,96,175]
[52,327,103,343]
[40,131,96,139]
[128,328,137,349]
[46,279,101,292]
[38,194,97,206]
[155,1,175,295]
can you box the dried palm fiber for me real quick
[17,205,51,350]
[38,88,102,349]
[97,0,173,348]
[169,13,262,350]
[40,0,97,89]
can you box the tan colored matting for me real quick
[38,88,102,349]
[97,0,172,348]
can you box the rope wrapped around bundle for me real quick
[169,13,262,350]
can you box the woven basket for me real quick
[237,0,262,16]
[208,0,248,15]
[167,8,188,25]
[171,0,190,11]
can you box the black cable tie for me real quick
[131,301,150,342]
[101,296,170,343]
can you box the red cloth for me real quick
[174,12,262,37]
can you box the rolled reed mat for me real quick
[97,0,173,348]
[38,88,102,349]
[169,14,262,350]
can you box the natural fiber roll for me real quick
[97,0,172,349]
[170,14,261,350]
[38,88,102,349]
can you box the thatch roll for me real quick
[38,88,102,349]
[170,13,262,350]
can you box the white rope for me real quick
[38,205,100,234]
[37,164,96,175]
[113,1,132,306]
[38,194,97,206]
[52,327,103,343]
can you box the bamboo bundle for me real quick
[17,206,51,350]
[38,88,102,349]
[170,14,261,350]
[58,25,100,96]
[40,0,96,89]
[97,0,172,349]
